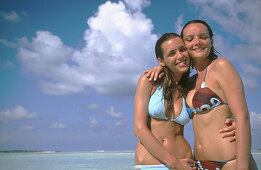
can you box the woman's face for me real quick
[182,23,213,60]
[158,37,190,74]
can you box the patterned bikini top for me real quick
[190,66,228,113]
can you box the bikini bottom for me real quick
[195,160,227,170]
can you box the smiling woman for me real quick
[134,33,194,170]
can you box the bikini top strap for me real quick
[203,66,208,81]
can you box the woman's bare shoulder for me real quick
[213,58,233,70]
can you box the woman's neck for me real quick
[172,72,183,84]
[193,58,210,72]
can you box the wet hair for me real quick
[155,33,190,112]
[180,20,219,67]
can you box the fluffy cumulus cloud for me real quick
[123,0,150,12]
[0,105,37,123]
[189,0,261,89]
[17,1,158,96]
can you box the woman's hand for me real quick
[219,118,236,142]
[144,65,164,81]
[168,158,195,170]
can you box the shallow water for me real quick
[0,150,260,170]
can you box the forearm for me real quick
[236,114,251,169]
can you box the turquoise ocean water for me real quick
[0,150,260,170]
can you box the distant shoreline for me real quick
[0,150,62,153]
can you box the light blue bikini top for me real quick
[148,86,190,125]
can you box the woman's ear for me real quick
[157,58,166,67]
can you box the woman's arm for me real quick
[215,58,251,170]
[144,65,164,81]
[134,74,194,169]
[134,74,176,167]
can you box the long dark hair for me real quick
[180,20,219,67]
[155,33,190,112]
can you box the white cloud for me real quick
[123,0,150,12]
[0,105,37,122]
[189,0,261,44]
[17,31,85,95]
[174,15,184,34]
[49,123,67,129]
[88,117,99,128]
[0,11,21,22]
[17,1,158,97]
[106,106,122,118]
[250,111,261,130]
[105,106,127,126]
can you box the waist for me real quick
[194,131,236,161]
[193,111,236,160]
[135,137,192,165]
[150,117,184,136]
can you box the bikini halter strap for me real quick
[203,66,208,81]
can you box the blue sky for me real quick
[0,0,261,152]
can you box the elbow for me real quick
[134,125,144,138]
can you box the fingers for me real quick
[224,118,233,125]
[229,136,236,142]
[144,70,155,81]
[144,70,151,77]
[144,70,160,81]
[159,72,164,78]
[219,125,235,133]
[153,71,160,81]
[187,159,195,165]
[219,119,236,133]
[221,130,235,138]
[149,71,155,81]
[181,158,195,164]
